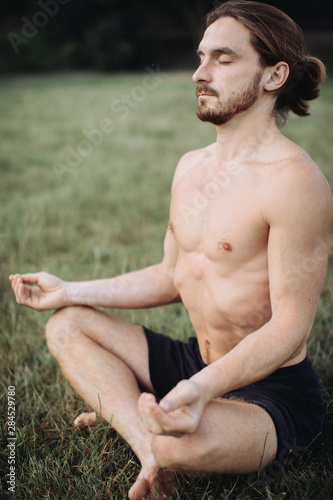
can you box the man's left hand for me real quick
[138,380,207,437]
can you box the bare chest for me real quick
[170,165,269,263]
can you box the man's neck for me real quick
[214,107,280,164]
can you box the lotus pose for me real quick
[10,2,333,499]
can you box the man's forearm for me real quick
[147,316,310,438]
[190,316,310,405]
[64,264,180,309]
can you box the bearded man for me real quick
[10,2,333,499]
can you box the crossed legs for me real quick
[45,306,278,499]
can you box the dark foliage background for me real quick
[1,1,333,74]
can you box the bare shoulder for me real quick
[265,148,333,229]
[171,142,216,190]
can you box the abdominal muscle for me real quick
[173,253,270,364]
[173,253,307,367]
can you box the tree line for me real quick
[1,0,332,73]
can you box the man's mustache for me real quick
[196,84,219,98]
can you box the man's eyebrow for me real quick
[197,47,239,57]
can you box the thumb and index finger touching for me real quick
[9,273,44,307]
[9,272,41,285]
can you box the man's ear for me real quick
[263,62,289,92]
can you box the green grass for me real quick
[1,72,333,499]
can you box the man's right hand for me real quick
[9,272,68,311]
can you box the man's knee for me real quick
[45,305,93,354]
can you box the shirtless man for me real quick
[10,1,333,499]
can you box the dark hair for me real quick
[206,1,326,122]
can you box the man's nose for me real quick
[192,61,212,83]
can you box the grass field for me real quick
[1,71,333,499]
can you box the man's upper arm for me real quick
[159,145,214,300]
[160,149,204,279]
[266,162,333,339]
[161,224,179,275]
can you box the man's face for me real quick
[193,17,264,125]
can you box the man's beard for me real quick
[196,70,263,125]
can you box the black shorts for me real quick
[144,327,326,467]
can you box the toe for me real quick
[128,477,149,499]
[74,411,96,428]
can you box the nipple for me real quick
[218,241,232,252]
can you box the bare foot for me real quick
[74,411,97,429]
[74,412,177,498]
[128,462,176,500]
